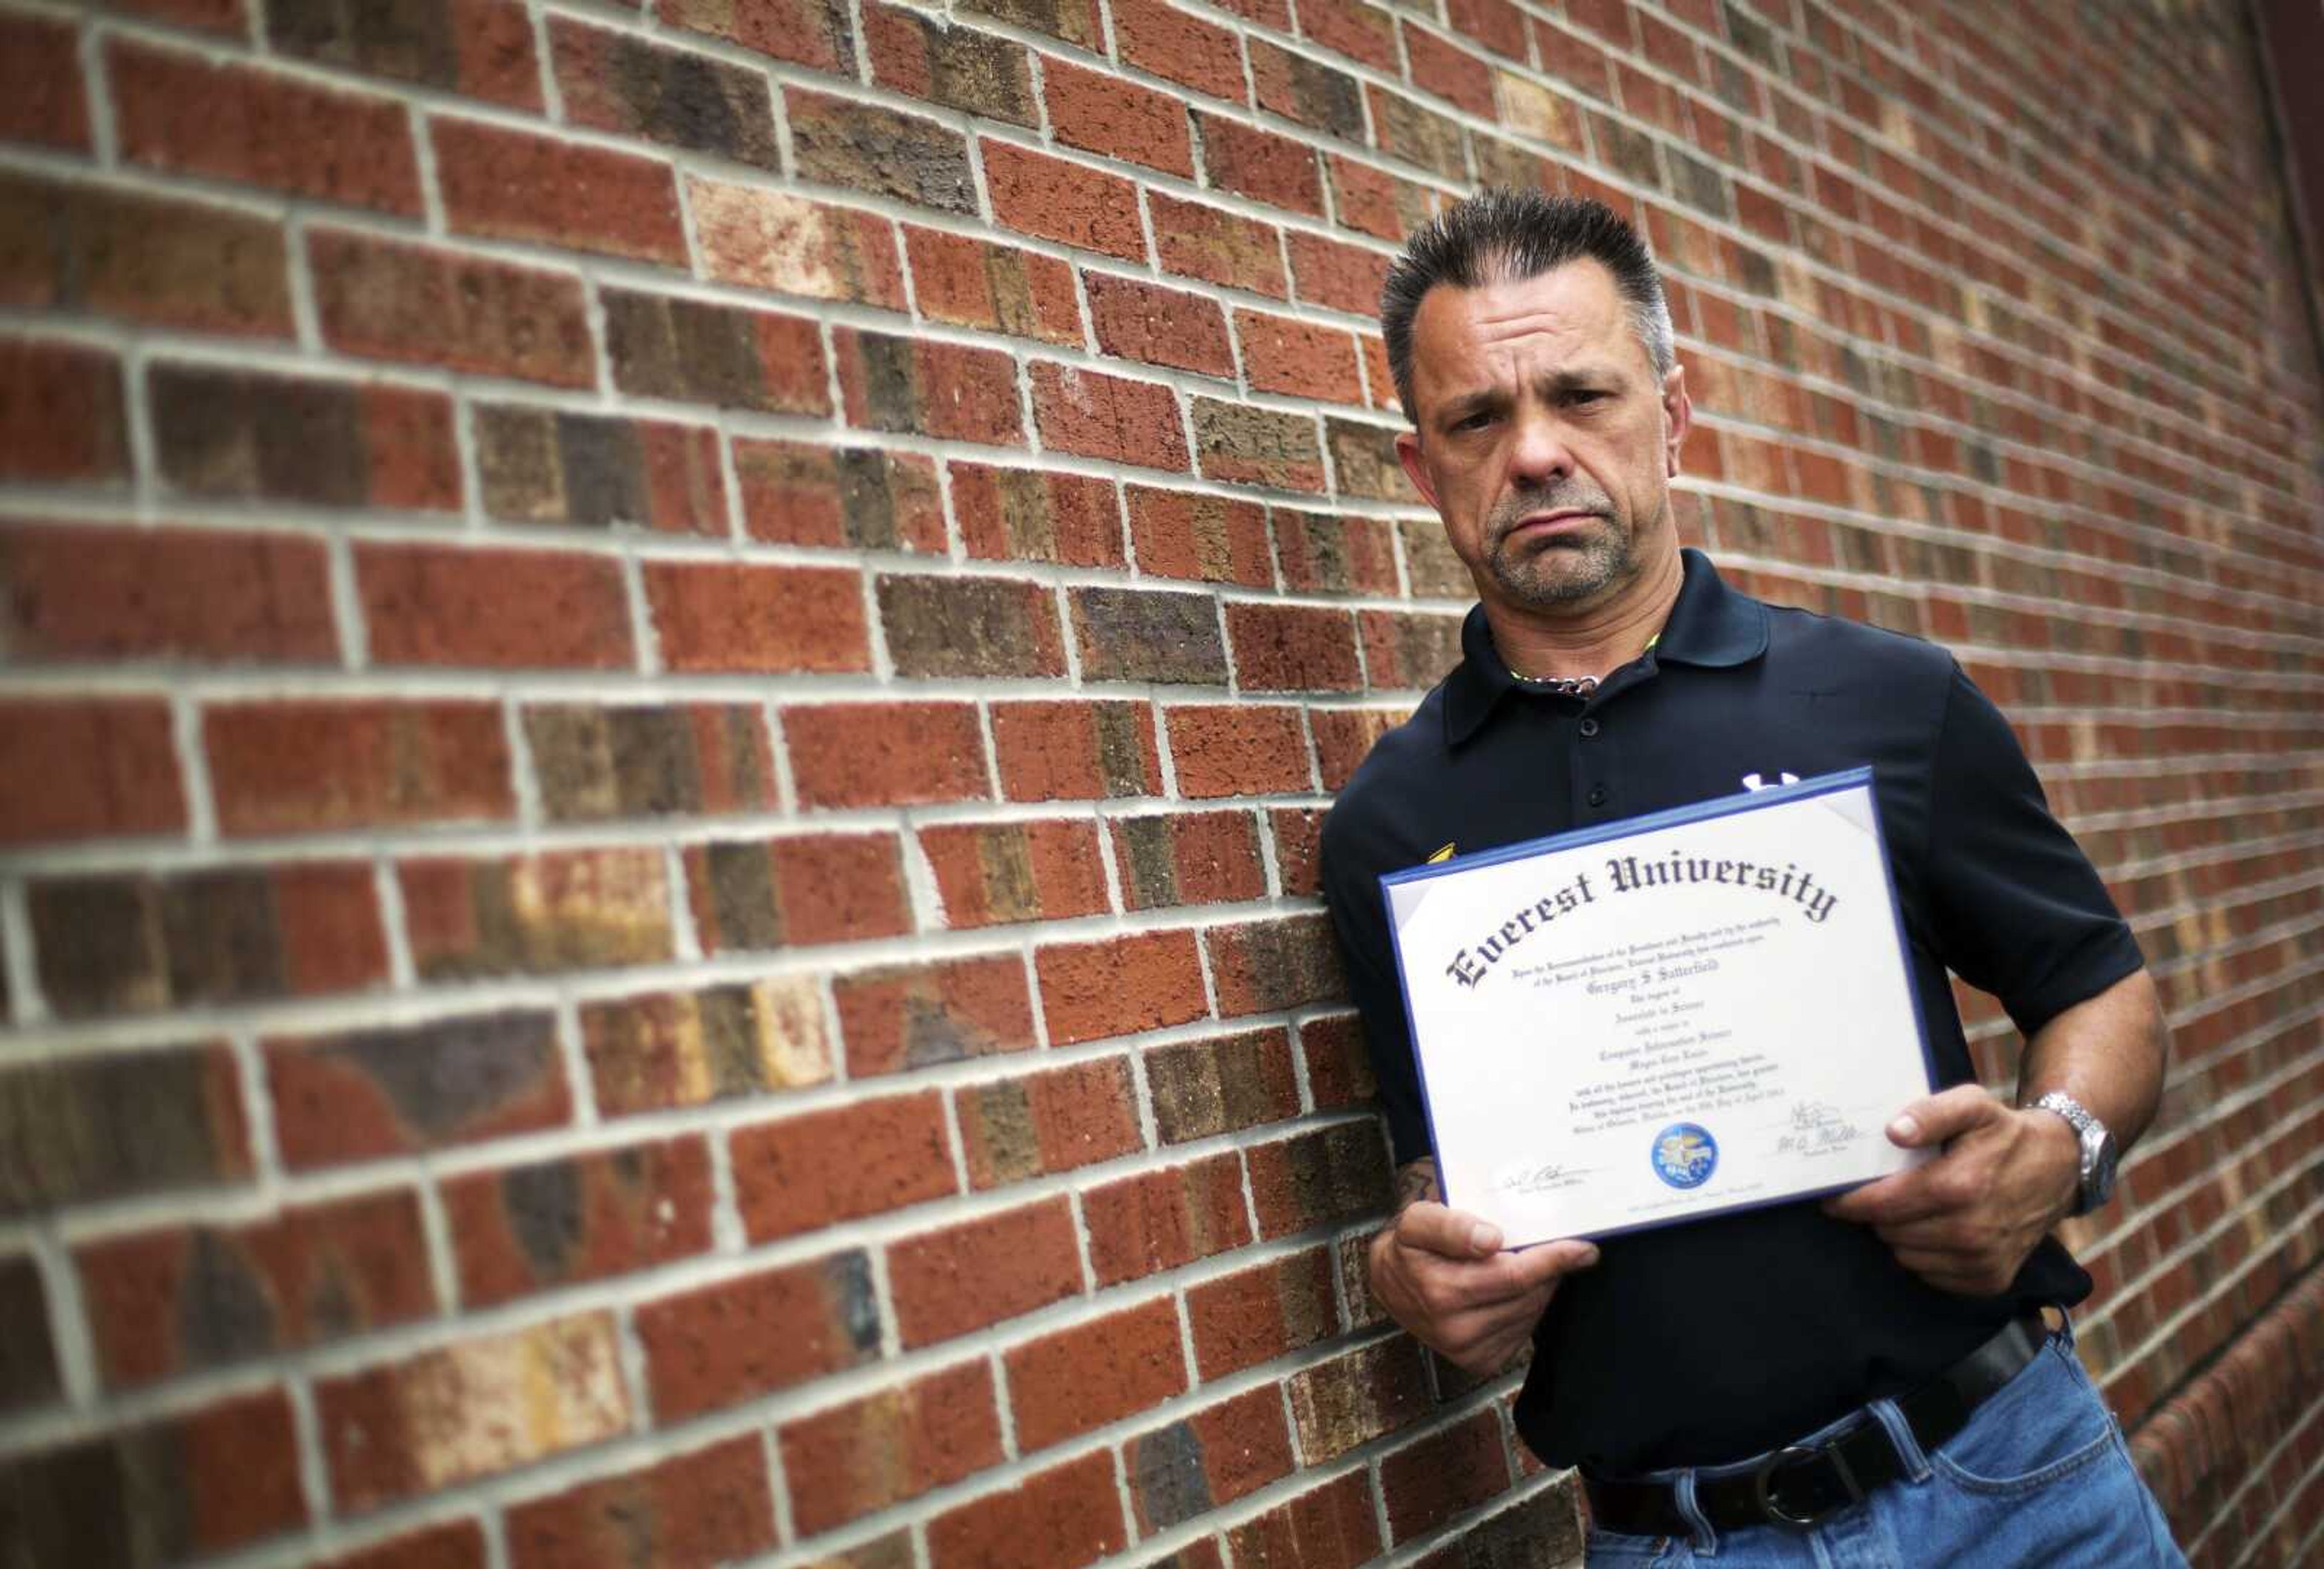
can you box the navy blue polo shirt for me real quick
[1319,548,2145,1474]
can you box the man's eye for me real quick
[1566,390,1607,407]
[1451,410,1496,431]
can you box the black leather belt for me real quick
[1583,1312,2050,1535]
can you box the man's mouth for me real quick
[1498,509,1601,545]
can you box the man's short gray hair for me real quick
[1380,188,1675,421]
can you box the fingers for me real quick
[1391,1201,1506,1260]
[1883,1083,2004,1148]
[1823,1169,1954,1226]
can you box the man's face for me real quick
[1394,260,1690,617]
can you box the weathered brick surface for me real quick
[6,0,2322,1561]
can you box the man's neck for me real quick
[1483,545,1686,684]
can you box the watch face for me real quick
[2083,1125,2119,1209]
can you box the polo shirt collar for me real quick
[1440,547,1768,748]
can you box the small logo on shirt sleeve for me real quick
[1425,842,1457,863]
[1740,771,1799,792]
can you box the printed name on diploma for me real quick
[1443,848,1842,990]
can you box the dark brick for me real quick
[952,463,1124,566]
[686,834,913,952]
[1325,414,1419,501]
[1126,1386,1292,1530]
[1275,508,1400,595]
[1361,607,1466,688]
[0,170,292,338]
[956,0,1102,48]
[604,288,829,413]
[1146,1025,1299,1142]
[1368,85,1468,180]
[505,1434,775,1569]
[0,1255,59,1412]
[583,978,835,1116]
[866,3,1035,124]
[1111,811,1267,911]
[553,18,778,167]
[475,404,726,533]
[266,1011,570,1170]
[0,1045,251,1215]
[1249,38,1365,137]
[789,87,976,212]
[1248,1120,1393,1239]
[1070,588,1228,685]
[836,328,1024,446]
[737,439,945,552]
[1380,1408,1509,1543]
[1207,911,1345,1014]
[149,363,459,510]
[0,12,87,151]
[267,0,542,108]
[526,704,773,821]
[1192,397,1327,491]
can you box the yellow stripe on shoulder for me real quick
[1425,842,1457,863]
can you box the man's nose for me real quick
[1506,409,1574,484]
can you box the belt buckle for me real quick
[1749,1442,1859,1528]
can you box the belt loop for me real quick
[2052,1304,2076,1349]
[1868,1397,1931,1483]
[1675,1470,1718,1556]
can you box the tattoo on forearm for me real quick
[1395,1158,1441,1211]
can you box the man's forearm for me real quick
[2014,967,2170,1154]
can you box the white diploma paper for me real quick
[1382,769,1934,1247]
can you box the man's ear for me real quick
[1395,429,1442,510]
[1661,364,1692,479]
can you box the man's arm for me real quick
[1367,1154,1601,1375]
[1823,967,2168,1295]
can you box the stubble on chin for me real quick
[1485,514,1633,608]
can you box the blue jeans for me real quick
[1584,1326,2186,1566]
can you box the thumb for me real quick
[1886,1084,2001,1148]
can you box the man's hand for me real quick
[1821,1084,2080,1296]
[1368,1159,1600,1375]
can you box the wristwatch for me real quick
[2031,1092,2119,1216]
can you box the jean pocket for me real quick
[1929,1343,2118,1496]
[1584,1527,1671,1564]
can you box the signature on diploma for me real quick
[1773,1100,1862,1156]
[1498,1161,1592,1194]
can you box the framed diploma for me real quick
[1380,768,1935,1248]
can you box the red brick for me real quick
[506,1435,775,1569]
[1085,1152,1252,1285]
[0,13,88,151]
[1299,1011,1376,1108]
[1247,1120,1392,1238]
[661,0,853,72]
[1310,706,1404,789]
[1146,1025,1299,1142]
[1361,607,1465,688]
[268,0,542,110]
[1036,929,1209,1045]
[1113,0,1247,99]
[921,818,1109,929]
[318,1315,629,1508]
[1249,38,1365,137]
[1112,810,1268,910]
[928,1450,1126,1569]
[1150,192,1288,297]
[1128,1386,1294,1531]
[952,462,1124,565]
[785,702,990,808]
[1007,1297,1187,1452]
[0,340,127,484]
[1086,272,1236,377]
[1030,361,1190,470]
[956,1056,1142,1186]
[688,833,911,952]
[149,365,458,510]
[738,439,944,551]
[1196,114,1324,215]
[315,1521,490,1569]
[310,229,593,387]
[207,701,511,836]
[0,1389,307,1559]
[887,1196,1083,1348]
[434,118,685,265]
[1044,54,1193,175]
[836,327,1025,446]
[983,139,1147,260]
[1209,912,1345,1014]
[731,1092,957,1241]
[474,407,726,534]
[582,978,835,1116]
[782,1360,1003,1539]
[0,699,182,846]
[833,953,1038,1077]
[0,1044,251,1215]
[357,544,631,670]
[1227,602,1364,691]
[1299,0,1396,67]
[1287,229,1393,315]
[553,18,778,168]
[110,41,421,213]
[906,225,1084,343]
[605,287,829,413]
[644,561,870,674]
[1404,25,1495,115]
[1275,509,1399,595]
[1325,153,1445,243]
[991,699,1163,800]
[1126,486,1273,585]
[637,1251,879,1420]
[865,2,1037,124]
[1166,704,1313,798]
[1187,1247,1338,1380]
[1380,1408,1510,1542]
[445,1137,714,1307]
[0,524,326,665]
[267,1011,569,1170]
[692,177,905,306]
[399,847,671,980]
[1226,1471,1381,1569]
[0,171,292,338]
[1448,0,1528,58]
[78,1189,434,1388]
[1235,310,1364,403]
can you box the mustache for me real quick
[1486,485,1615,542]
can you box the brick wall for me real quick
[1,0,2319,1566]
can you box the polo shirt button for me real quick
[1578,717,1601,737]
[1587,785,1608,807]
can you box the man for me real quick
[1319,189,2183,1564]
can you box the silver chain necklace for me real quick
[1510,671,1600,697]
